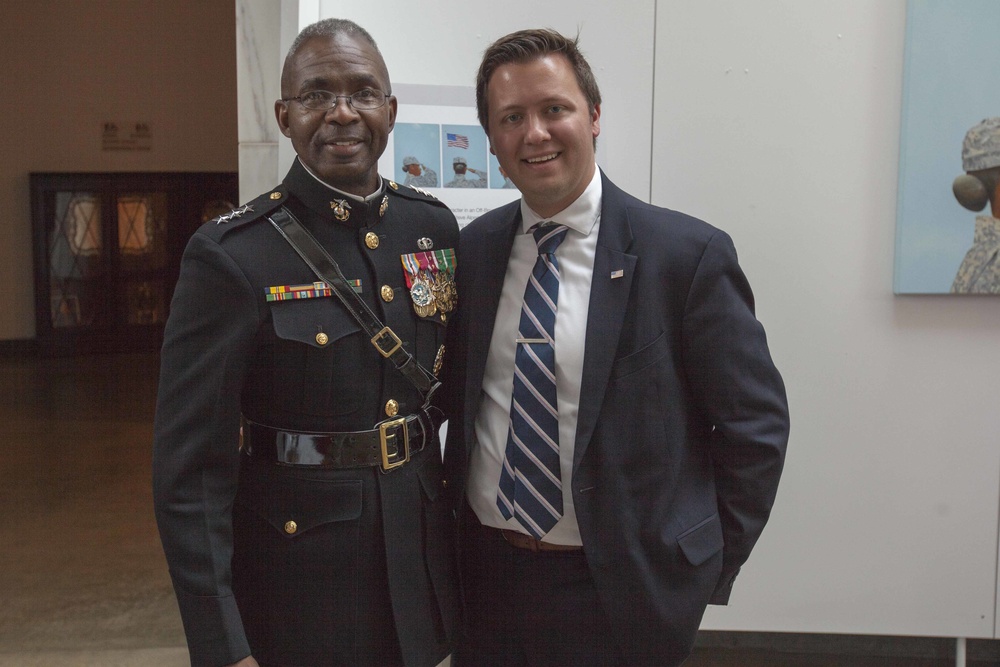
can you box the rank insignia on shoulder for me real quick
[400,249,457,318]
[214,204,254,224]
[265,280,360,301]
[410,186,438,199]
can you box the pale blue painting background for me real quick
[489,154,518,190]
[394,123,441,187]
[893,0,1000,293]
[441,124,489,186]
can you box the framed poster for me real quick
[381,84,519,228]
[894,0,1000,294]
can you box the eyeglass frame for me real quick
[280,89,392,112]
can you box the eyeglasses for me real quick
[281,89,389,111]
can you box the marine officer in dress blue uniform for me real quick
[153,18,459,667]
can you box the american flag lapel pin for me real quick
[611,269,624,279]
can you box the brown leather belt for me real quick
[240,409,438,472]
[499,528,583,553]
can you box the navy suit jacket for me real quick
[443,171,789,661]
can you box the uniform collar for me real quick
[284,157,387,229]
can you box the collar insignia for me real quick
[331,199,351,222]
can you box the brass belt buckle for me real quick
[371,327,402,358]
[379,416,409,472]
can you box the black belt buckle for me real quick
[379,416,409,472]
[371,326,402,358]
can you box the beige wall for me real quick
[1,0,237,341]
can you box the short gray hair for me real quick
[281,19,387,93]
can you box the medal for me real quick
[400,248,457,318]
[409,279,437,317]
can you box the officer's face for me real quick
[276,34,396,196]
[454,163,467,175]
[485,54,600,218]
[405,163,421,176]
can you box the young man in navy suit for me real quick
[443,28,790,666]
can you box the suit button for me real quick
[385,399,399,417]
[315,332,329,346]
[380,285,394,302]
[441,479,448,488]
[365,232,380,249]
[284,521,297,535]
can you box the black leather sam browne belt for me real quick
[241,408,440,472]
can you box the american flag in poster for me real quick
[446,133,470,149]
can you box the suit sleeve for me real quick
[152,232,261,666]
[681,230,789,605]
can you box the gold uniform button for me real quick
[385,399,399,417]
[284,520,297,535]
[380,285,394,302]
[441,479,449,488]
[365,232,380,249]
[315,332,329,346]
[270,191,282,200]
[389,181,399,190]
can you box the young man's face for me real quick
[485,54,600,218]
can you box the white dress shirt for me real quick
[467,167,602,545]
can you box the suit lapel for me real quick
[462,208,521,436]
[573,175,637,470]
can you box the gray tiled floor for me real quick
[0,648,189,667]
[0,353,186,665]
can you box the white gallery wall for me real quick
[239,0,1000,640]
[654,1,999,639]
[237,0,655,201]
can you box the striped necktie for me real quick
[496,223,569,539]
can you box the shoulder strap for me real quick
[267,206,440,401]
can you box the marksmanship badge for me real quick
[433,344,446,376]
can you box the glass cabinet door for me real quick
[31,172,237,354]
[116,192,168,326]
[49,191,104,329]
